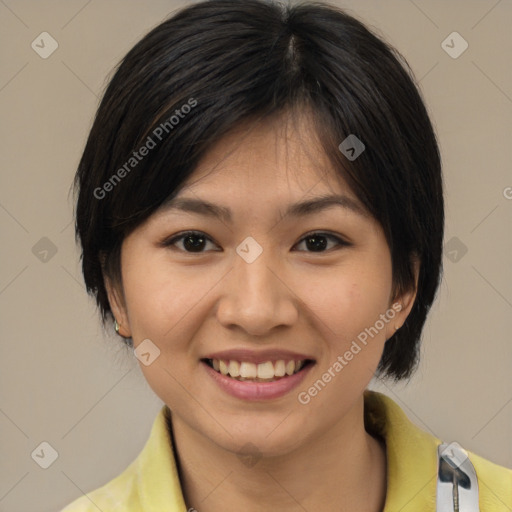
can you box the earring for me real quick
[395,325,400,330]
[114,319,121,334]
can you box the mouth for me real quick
[201,358,316,383]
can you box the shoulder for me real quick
[58,459,141,511]
[58,404,186,511]
[364,390,512,511]
[468,449,512,510]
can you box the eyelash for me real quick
[161,230,351,254]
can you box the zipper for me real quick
[436,442,480,511]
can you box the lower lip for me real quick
[202,361,314,401]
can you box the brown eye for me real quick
[161,230,350,254]
[163,231,219,253]
[294,232,350,253]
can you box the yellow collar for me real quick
[62,390,512,511]
[364,390,440,510]
[136,390,441,511]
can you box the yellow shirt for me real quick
[60,390,512,511]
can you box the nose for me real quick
[216,246,298,336]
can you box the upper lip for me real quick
[201,349,316,365]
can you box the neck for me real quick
[169,395,387,512]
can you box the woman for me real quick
[61,0,512,510]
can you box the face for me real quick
[106,113,416,458]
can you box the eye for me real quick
[161,230,351,254]
[162,231,220,253]
[294,232,351,253]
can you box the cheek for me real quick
[295,271,393,419]
[301,261,393,344]
[120,258,207,406]
[122,262,201,341]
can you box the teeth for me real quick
[239,361,258,378]
[219,360,229,376]
[228,360,240,377]
[257,361,274,379]
[209,358,308,380]
[274,360,286,377]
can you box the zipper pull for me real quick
[436,442,480,512]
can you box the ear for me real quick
[104,273,132,338]
[384,256,420,341]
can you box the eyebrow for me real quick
[160,194,368,223]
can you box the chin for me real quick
[208,416,309,459]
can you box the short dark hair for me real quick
[74,0,444,381]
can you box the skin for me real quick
[105,111,418,512]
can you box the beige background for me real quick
[0,1,511,510]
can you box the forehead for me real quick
[175,112,356,201]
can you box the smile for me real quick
[202,358,314,382]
